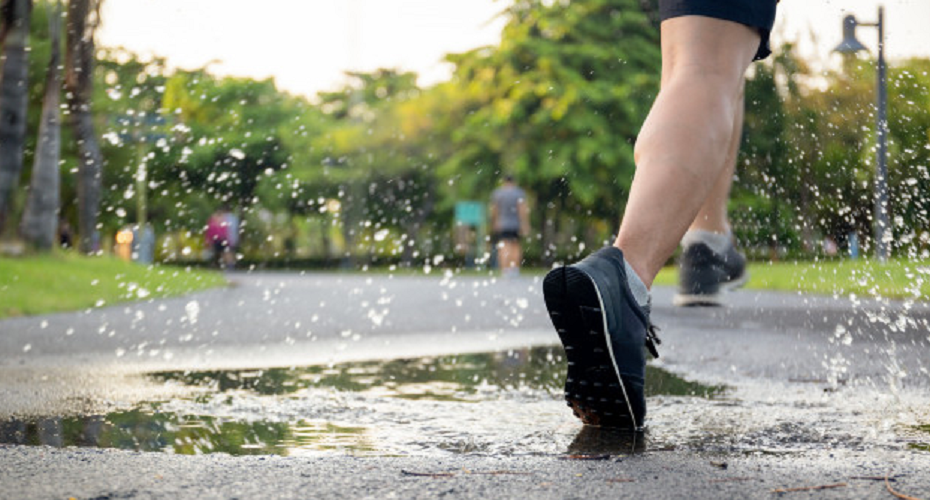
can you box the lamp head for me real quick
[834,15,868,54]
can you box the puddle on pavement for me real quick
[0,346,725,457]
[148,347,725,401]
[6,346,925,459]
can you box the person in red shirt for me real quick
[205,208,229,268]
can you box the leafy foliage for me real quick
[8,0,930,264]
[442,0,661,261]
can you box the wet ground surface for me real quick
[0,347,729,457]
[2,343,928,462]
[1,272,930,499]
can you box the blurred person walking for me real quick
[490,175,529,277]
[205,207,229,269]
[222,207,240,270]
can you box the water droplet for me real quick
[185,301,200,325]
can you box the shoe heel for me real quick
[543,266,636,429]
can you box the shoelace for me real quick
[640,298,661,359]
[645,323,662,359]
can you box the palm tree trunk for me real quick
[0,0,32,236]
[20,0,61,250]
[65,0,103,254]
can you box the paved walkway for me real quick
[1,271,929,499]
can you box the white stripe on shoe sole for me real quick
[673,272,750,307]
[583,269,639,430]
[723,272,750,291]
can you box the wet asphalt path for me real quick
[3,271,928,382]
[1,271,929,499]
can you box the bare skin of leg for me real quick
[499,240,522,272]
[614,16,760,288]
[688,83,745,235]
[222,248,236,270]
[496,241,509,271]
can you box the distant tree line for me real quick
[1,0,929,265]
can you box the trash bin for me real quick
[114,228,133,261]
[132,224,156,264]
[848,232,860,260]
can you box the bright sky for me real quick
[773,0,930,69]
[98,0,930,98]
[98,0,507,97]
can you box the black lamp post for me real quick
[834,7,890,261]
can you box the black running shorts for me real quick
[659,0,778,61]
[495,230,521,242]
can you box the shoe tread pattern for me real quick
[543,266,635,429]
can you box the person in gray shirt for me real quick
[490,175,529,277]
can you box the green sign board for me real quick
[454,201,485,226]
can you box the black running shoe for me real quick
[674,241,748,307]
[543,247,660,430]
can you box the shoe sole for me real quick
[543,266,638,429]
[673,272,749,307]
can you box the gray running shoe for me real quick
[674,241,748,307]
[543,247,660,430]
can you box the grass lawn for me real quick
[3,254,926,320]
[653,258,930,301]
[366,259,930,301]
[0,252,227,319]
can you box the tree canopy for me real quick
[3,0,930,265]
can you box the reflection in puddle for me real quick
[568,427,647,455]
[150,348,726,401]
[908,424,930,452]
[1,412,303,455]
[1,346,725,457]
[0,412,375,456]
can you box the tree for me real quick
[735,45,930,259]
[308,69,436,263]
[0,0,32,236]
[19,0,60,249]
[65,0,103,253]
[733,47,798,256]
[160,72,291,210]
[442,0,661,263]
[92,48,171,233]
[884,59,930,257]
